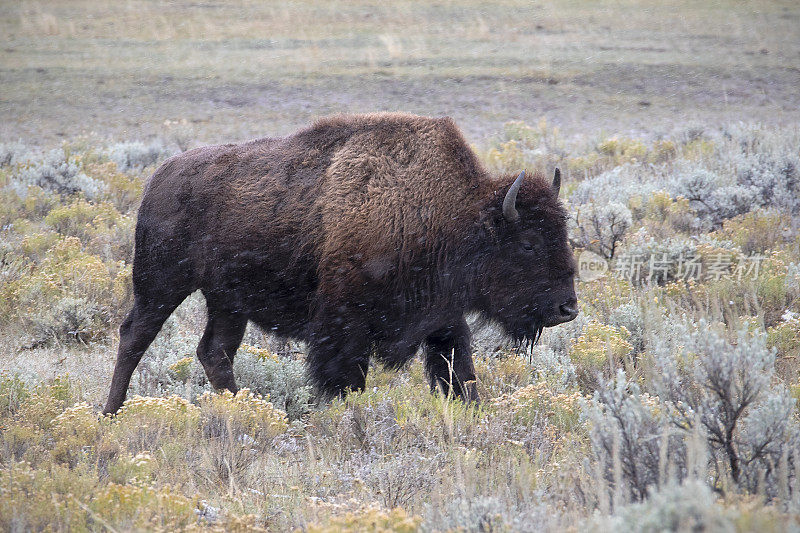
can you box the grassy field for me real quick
[2,0,799,144]
[2,1,800,531]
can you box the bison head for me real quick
[479,169,578,344]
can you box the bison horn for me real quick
[502,170,525,222]
[552,168,561,195]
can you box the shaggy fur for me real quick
[103,113,577,414]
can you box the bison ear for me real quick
[502,170,525,222]
[552,168,561,196]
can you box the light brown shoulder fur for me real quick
[313,114,493,293]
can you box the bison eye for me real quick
[520,233,544,253]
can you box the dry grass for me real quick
[1,0,798,144]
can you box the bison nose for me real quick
[559,303,579,321]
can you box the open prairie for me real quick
[2,0,799,144]
[1,1,800,531]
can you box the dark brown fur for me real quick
[104,113,577,414]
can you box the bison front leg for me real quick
[424,318,479,403]
[306,318,371,400]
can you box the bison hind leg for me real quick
[196,305,248,393]
[104,293,189,414]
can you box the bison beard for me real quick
[103,113,578,415]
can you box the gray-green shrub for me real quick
[587,316,800,504]
[0,142,29,167]
[10,148,105,199]
[589,480,736,533]
[107,141,173,172]
[569,202,632,259]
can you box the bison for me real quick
[103,113,578,414]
